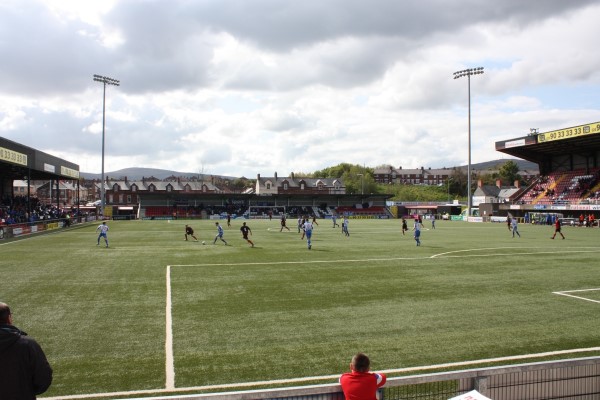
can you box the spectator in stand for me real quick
[340,353,386,400]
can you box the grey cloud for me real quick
[171,0,597,51]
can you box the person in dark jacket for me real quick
[0,302,53,399]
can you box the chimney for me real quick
[514,180,520,188]
[496,179,502,188]
[257,174,260,180]
[275,172,278,181]
[478,179,483,188]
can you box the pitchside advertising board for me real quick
[0,221,64,240]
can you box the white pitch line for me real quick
[165,266,175,390]
[42,347,600,400]
[553,288,600,304]
[431,247,600,259]
[170,257,423,267]
[41,246,600,400]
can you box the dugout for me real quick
[0,136,80,212]
[437,205,462,216]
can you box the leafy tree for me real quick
[498,160,521,185]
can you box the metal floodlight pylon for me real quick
[93,74,120,217]
[453,66,484,219]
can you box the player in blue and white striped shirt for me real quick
[303,219,314,250]
[213,222,228,245]
[96,221,109,247]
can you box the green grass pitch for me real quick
[2,218,600,398]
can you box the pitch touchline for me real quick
[43,347,600,400]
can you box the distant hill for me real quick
[80,159,539,181]
[466,159,539,172]
[80,167,235,181]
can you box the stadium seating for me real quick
[517,168,600,205]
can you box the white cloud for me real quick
[1,0,599,177]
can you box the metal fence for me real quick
[138,356,600,400]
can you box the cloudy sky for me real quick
[1,0,599,178]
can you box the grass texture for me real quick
[1,218,599,398]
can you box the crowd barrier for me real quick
[132,356,600,400]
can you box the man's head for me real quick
[0,302,13,325]
[351,352,370,373]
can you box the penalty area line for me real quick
[431,247,600,259]
[553,288,600,304]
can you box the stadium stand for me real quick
[493,121,600,223]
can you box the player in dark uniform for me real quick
[185,225,198,241]
[280,215,290,232]
[240,222,255,247]
[551,218,565,239]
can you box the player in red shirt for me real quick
[339,353,386,400]
[551,218,565,239]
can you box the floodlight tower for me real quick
[453,67,484,219]
[93,74,120,217]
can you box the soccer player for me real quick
[551,218,565,239]
[339,353,386,400]
[332,213,340,228]
[401,218,408,235]
[303,218,314,250]
[96,221,109,247]
[413,218,421,246]
[280,215,290,232]
[184,225,198,241]
[213,222,228,245]
[511,218,521,238]
[240,222,254,247]
[342,216,350,236]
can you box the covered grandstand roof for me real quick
[0,136,80,181]
[495,122,600,172]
